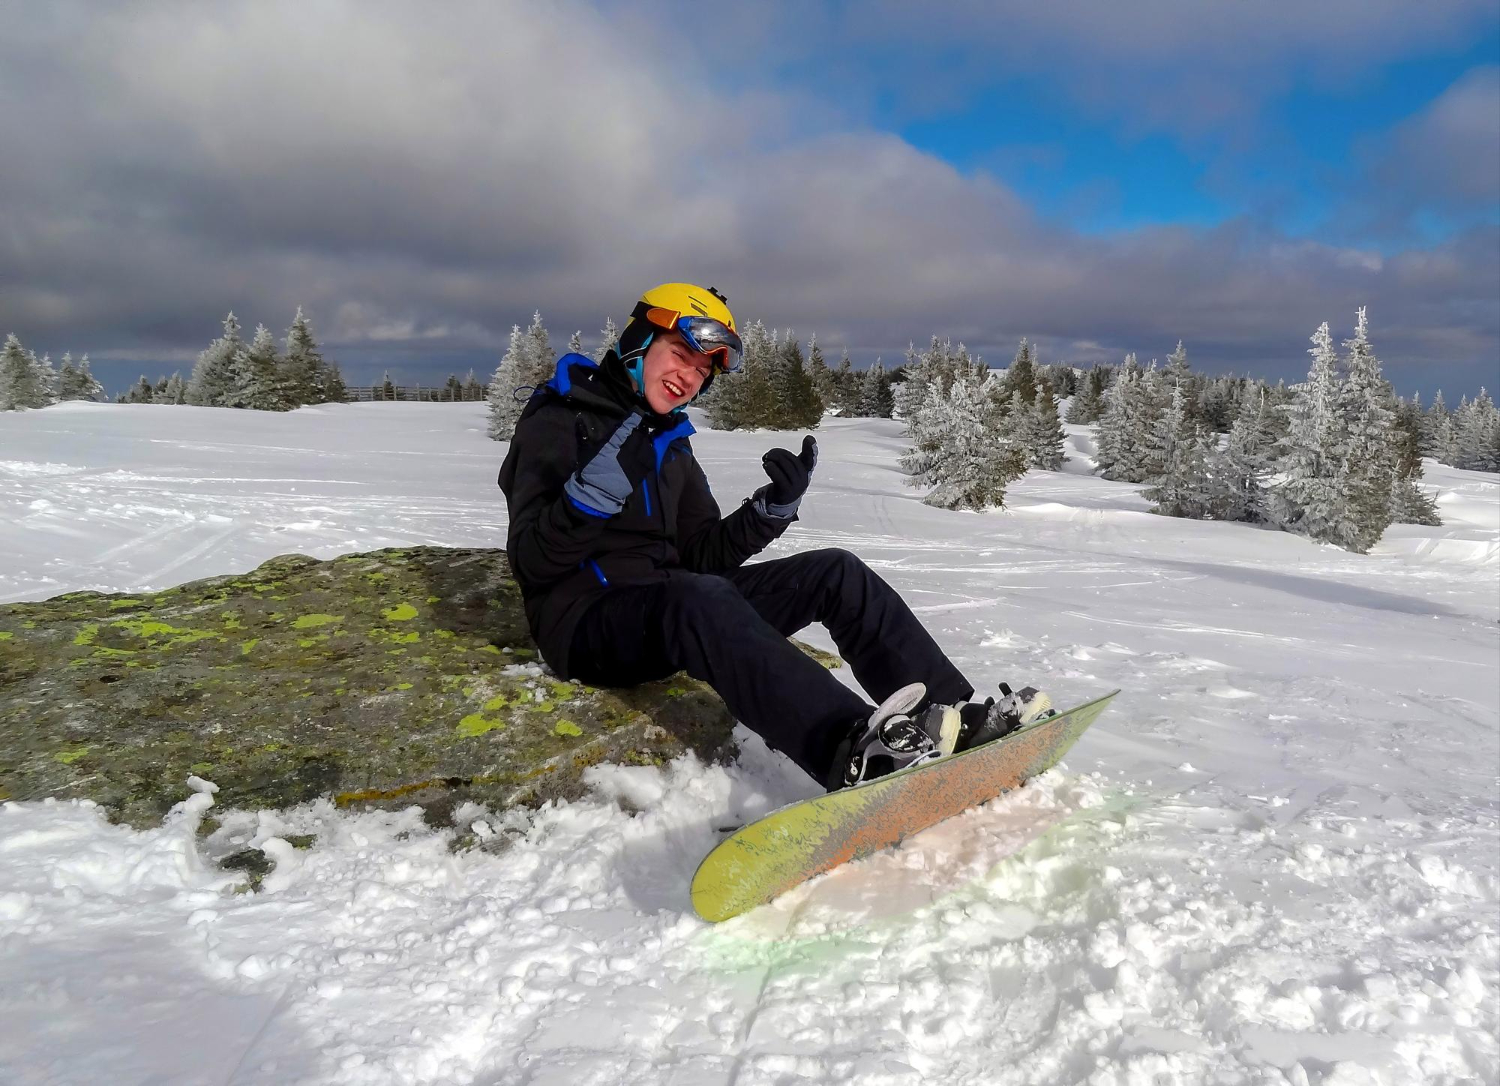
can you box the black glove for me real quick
[757,435,818,517]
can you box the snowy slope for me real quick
[1,401,1495,1086]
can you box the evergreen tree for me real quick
[1143,382,1215,518]
[998,338,1038,406]
[771,334,823,429]
[1335,308,1396,552]
[153,375,170,399]
[31,352,59,406]
[567,330,584,355]
[1211,385,1277,522]
[899,381,949,486]
[77,354,104,401]
[806,334,835,406]
[1388,411,1442,525]
[486,312,557,439]
[832,349,856,414]
[917,369,1028,511]
[188,312,246,407]
[1092,364,1135,479]
[126,375,155,404]
[442,374,463,401]
[1421,390,1448,455]
[462,369,483,401]
[162,373,187,405]
[281,307,326,405]
[238,324,290,410]
[861,360,895,418]
[0,334,56,410]
[1066,365,1107,424]
[1029,379,1067,469]
[1270,322,1352,546]
[1,334,30,409]
[593,316,619,362]
[323,363,348,404]
[1453,389,1500,471]
[1164,341,1198,424]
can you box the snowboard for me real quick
[691,689,1119,922]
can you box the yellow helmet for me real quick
[637,282,736,334]
[621,283,742,376]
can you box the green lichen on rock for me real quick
[0,547,843,829]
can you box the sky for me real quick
[0,0,1497,398]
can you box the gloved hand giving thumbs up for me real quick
[755,435,818,518]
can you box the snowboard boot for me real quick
[953,683,1055,752]
[827,682,951,790]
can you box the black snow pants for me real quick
[566,547,974,783]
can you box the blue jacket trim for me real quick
[588,559,609,586]
[545,353,598,397]
[568,495,612,518]
[653,417,696,470]
[643,478,652,517]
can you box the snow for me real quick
[1,400,1496,1085]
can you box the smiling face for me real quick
[639,331,713,413]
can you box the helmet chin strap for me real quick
[620,331,653,397]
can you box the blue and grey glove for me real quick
[564,413,648,517]
[753,435,818,519]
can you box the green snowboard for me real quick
[691,689,1119,922]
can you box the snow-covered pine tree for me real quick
[891,342,927,421]
[998,338,1038,407]
[1028,378,1067,469]
[188,313,246,407]
[30,352,58,407]
[1453,389,1500,471]
[1163,341,1198,424]
[592,316,619,363]
[163,373,187,405]
[1092,363,1134,478]
[770,334,824,429]
[863,360,895,418]
[1134,363,1172,484]
[1269,322,1352,546]
[281,307,326,405]
[443,374,463,401]
[830,349,855,415]
[462,369,483,401]
[238,324,291,411]
[324,363,348,404]
[805,334,835,408]
[899,381,949,486]
[55,353,78,400]
[1211,385,1277,522]
[126,376,154,404]
[920,369,1028,511]
[1388,409,1441,525]
[1,334,29,409]
[153,375,170,399]
[1143,382,1214,518]
[67,354,105,402]
[1066,365,1107,424]
[1335,308,1396,552]
[487,325,527,439]
[567,330,584,355]
[1421,390,1448,455]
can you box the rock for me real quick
[0,547,841,828]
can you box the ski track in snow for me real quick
[0,402,1496,1086]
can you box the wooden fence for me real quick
[343,385,491,402]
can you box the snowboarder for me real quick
[497,282,1050,790]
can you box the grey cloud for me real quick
[0,1,1494,397]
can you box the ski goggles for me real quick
[635,303,743,374]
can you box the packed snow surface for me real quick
[1,401,1496,1086]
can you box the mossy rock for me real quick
[0,547,842,828]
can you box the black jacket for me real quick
[497,352,792,676]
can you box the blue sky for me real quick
[1,1,1497,397]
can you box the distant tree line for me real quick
[176,310,348,409]
[0,336,103,409]
[1075,310,1500,552]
